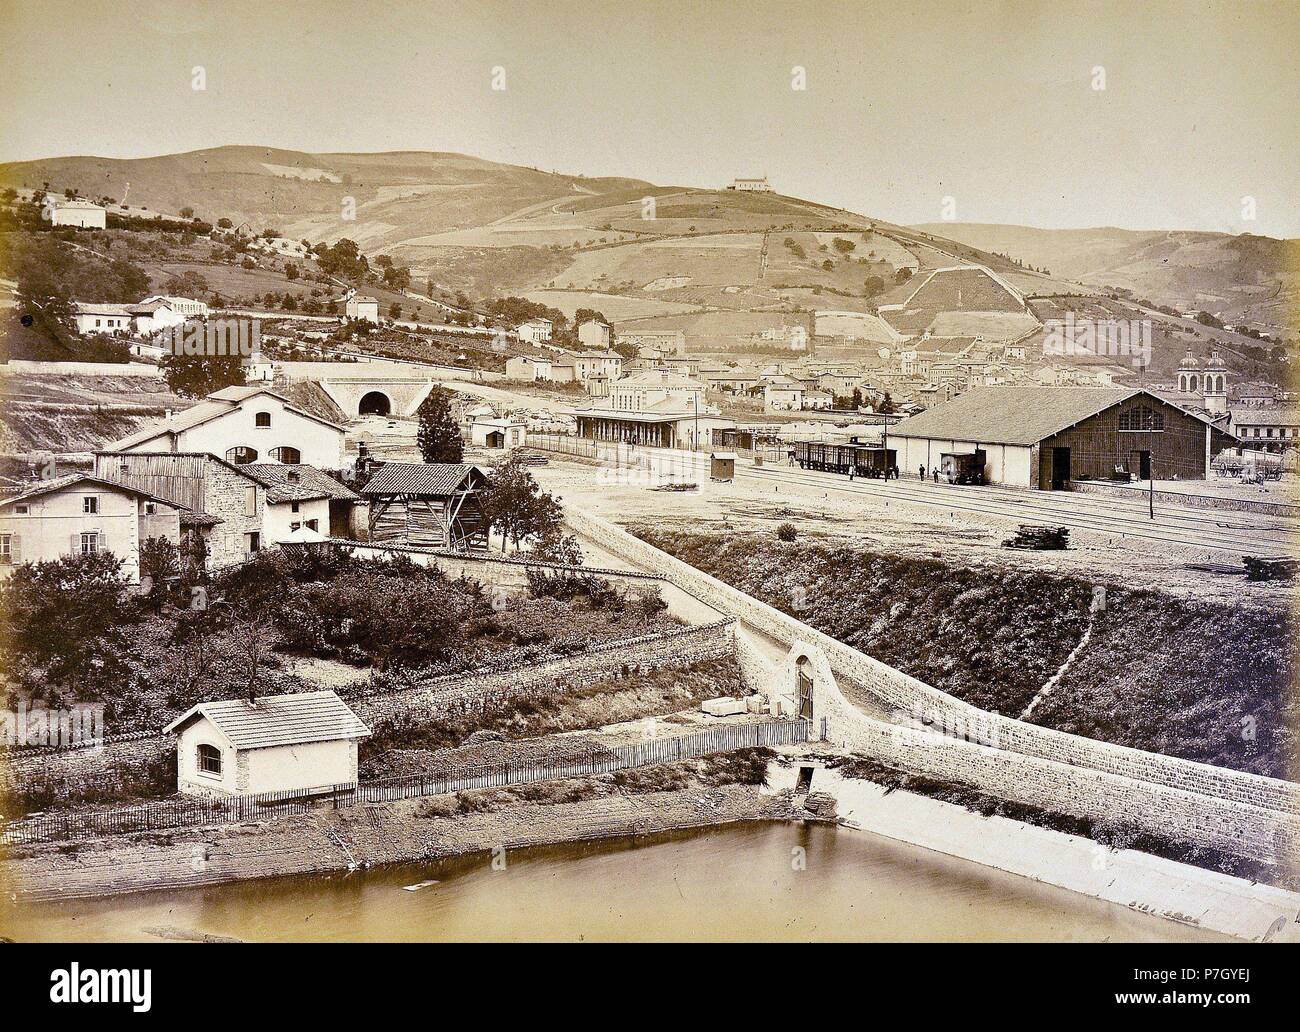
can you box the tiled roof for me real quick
[360,462,484,496]
[107,387,345,450]
[245,464,359,504]
[165,690,370,750]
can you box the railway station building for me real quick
[888,386,1237,489]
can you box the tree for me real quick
[284,262,299,281]
[217,217,233,229]
[180,206,195,219]
[832,237,855,254]
[863,275,885,297]
[480,454,565,553]
[161,351,247,398]
[416,388,463,463]
[0,551,131,694]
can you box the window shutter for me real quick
[9,534,19,563]
[72,532,82,554]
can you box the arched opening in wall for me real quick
[358,391,392,416]
[269,446,302,463]
[226,445,258,464]
[796,655,814,721]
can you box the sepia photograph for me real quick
[0,0,1296,997]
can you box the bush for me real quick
[776,523,798,542]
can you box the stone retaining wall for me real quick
[566,509,1300,864]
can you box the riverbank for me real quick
[5,750,1296,942]
[0,763,790,909]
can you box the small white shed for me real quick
[165,690,371,797]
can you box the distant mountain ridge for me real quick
[912,222,1296,334]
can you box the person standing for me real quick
[919,463,926,480]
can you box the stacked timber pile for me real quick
[513,450,549,467]
[1002,525,1069,550]
[1243,555,1298,581]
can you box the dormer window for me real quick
[255,412,272,428]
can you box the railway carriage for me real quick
[793,441,896,478]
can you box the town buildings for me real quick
[571,368,732,448]
[72,296,210,337]
[577,320,612,348]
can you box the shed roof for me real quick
[888,386,1226,446]
[164,690,370,749]
[360,462,484,496]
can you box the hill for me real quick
[0,146,1083,308]
[912,223,1298,337]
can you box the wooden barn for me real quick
[360,462,489,550]
[888,387,1237,489]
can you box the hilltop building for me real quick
[50,199,106,228]
[728,177,773,192]
[345,295,379,323]
[517,318,553,343]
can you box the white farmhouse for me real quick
[165,690,371,797]
[0,474,185,582]
[345,295,380,323]
[51,199,107,228]
[131,295,209,335]
[504,355,553,380]
[577,320,611,348]
[517,318,553,343]
[469,414,526,449]
[106,385,347,469]
[72,302,134,335]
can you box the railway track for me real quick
[633,449,1295,555]
[740,463,1293,554]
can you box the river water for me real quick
[6,822,1222,942]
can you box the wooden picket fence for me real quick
[2,719,807,845]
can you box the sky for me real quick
[1,0,1296,237]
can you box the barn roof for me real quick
[164,690,370,749]
[360,462,484,497]
[889,386,1228,446]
